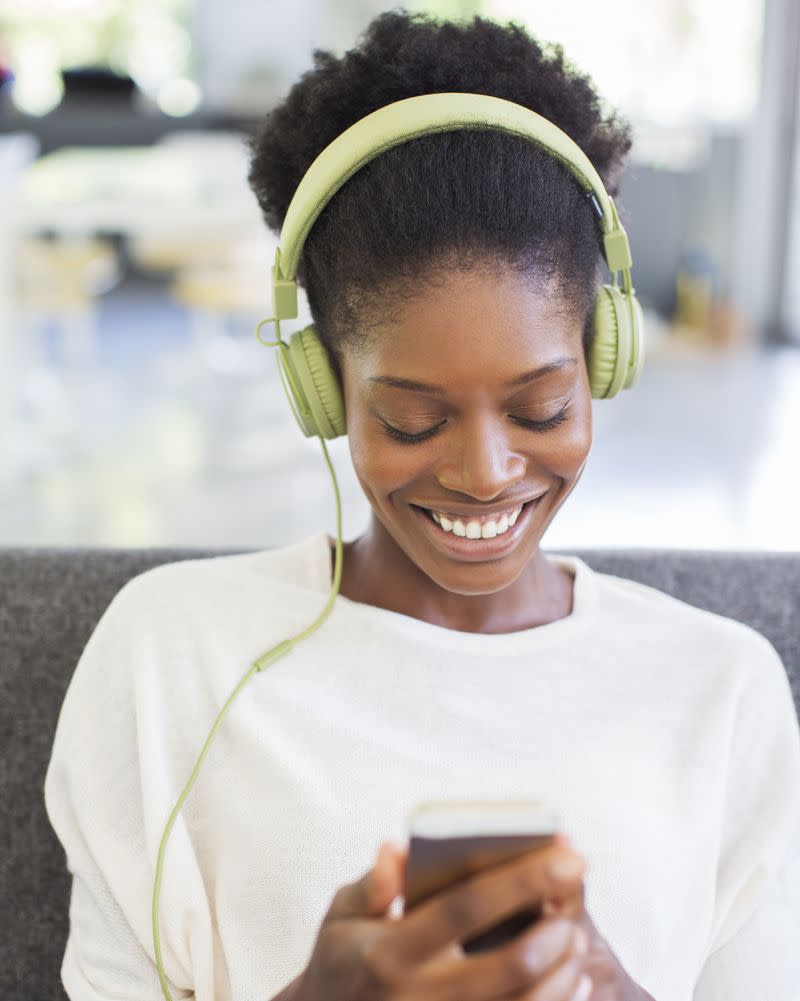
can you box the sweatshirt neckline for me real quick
[301,530,596,653]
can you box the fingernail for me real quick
[571,974,593,1001]
[549,853,585,880]
[573,926,589,955]
[522,918,571,970]
[549,918,575,950]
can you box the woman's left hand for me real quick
[542,837,656,1001]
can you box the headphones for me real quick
[258,91,645,439]
[153,92,646,1001]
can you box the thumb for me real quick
[327,841,407,921]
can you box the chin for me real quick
[422,551,533,596]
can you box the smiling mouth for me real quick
[416,504,522,537]
[410,496,542,548]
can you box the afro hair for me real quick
[246,7,634,366]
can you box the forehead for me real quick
[354,266,582,386]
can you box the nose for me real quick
[435,418,526,500]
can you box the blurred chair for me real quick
[128,230,245,274]
[60,66,137,107]
[15,235,121,371]
[154,128,251,151]
[158,221,274,370]
[140,128,271,362]
[168,254,272,360]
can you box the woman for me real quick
[44,9,800,1001]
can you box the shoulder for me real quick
[109,530,330,615]
[62,531,332,704]
[572,554,788,683]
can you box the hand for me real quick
[294,835,597,1001]
[541,837,656,1001]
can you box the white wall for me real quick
[783,124,800,342]
[730,0,799,342]
[778,1,800,343]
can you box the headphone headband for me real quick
[272,92,633,320]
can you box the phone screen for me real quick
[403,800,560,954]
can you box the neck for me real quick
[332,514,572,634]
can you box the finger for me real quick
[395,841,587,965]
[327,841,404,921]
[508,958,588,1001]
[502,922,589,1001]
[412,917,583,1001]
[541,874,586,922]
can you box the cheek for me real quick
[548,401,592,475]
[561,415,593,464]
[346,410,426,495]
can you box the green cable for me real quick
[153,321,344,1000]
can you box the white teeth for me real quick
[426,505,524,539]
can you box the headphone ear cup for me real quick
[628,294,646,386]
[278,325,346,439]
[297,326,346,439]
[589,285,645,399]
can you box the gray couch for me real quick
[2,545,799,1001]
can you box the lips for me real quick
[409,495,542,561]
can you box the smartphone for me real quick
[402,799,561,954]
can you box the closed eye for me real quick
[509,405,571,433]
[379,404,571,444]
[379,419,446,444]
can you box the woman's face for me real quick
[339,263,593,596]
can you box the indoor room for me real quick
[2,3,799,1001]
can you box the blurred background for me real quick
[0,0,798,552]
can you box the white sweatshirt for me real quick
[44,530,800,1001]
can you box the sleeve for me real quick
[692,631,800,1000]
[43,577,197,1001]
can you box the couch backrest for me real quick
[1,546,798,1001]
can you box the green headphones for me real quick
[256,91,646,439]
[154,92,646,1001]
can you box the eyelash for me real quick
[380,405,571,445]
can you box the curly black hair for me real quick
[246,7,633,370]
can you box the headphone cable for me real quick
[152,360,344,1001]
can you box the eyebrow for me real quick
[367,357,578,394]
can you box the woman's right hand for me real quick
[294,837,591,1001]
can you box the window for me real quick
[410,0,766,129]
